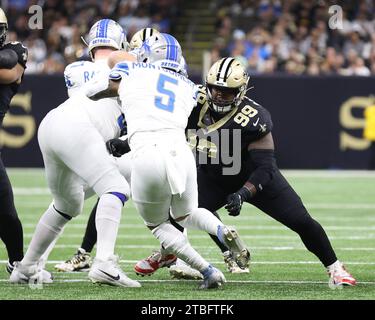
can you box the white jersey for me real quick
[62,59,126,141]
[116,62,197,149]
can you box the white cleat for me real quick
[199,265,226,289]
[89,255,141,288]
[328,262,356,289]
[9,262,52,284]
[223,251,249,273]
[169,259,203,280]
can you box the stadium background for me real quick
[0,0,375,301]
[1,0,375,169]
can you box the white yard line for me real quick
[1,260,374,265]
[17,234,375,240]
[20,223,375,231]
[0,278,374,285]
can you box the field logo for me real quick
[28,5,43,30]
[328,5,343,30]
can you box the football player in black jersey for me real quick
[0,8,28,274]
[134,57,356,288]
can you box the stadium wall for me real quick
[0,74,374,169]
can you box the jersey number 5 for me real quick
[155,74,178,113]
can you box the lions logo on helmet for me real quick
[206,57,249,114]
[0,8,8,48]
[129,28,160,50]
[86,19,128,59]
[138,33,184,74]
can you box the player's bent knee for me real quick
[108,191,128,205]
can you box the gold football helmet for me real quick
[206,57,249,113]
[129,28,160,50]
[0,8,8,47]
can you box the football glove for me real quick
[225,193,243,216]
[3,41,28,68]
[225,187,253,216]
[106,138,130,157]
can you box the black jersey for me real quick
[187,85,273,187]
[0,41,28,127]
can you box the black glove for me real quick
[225,193,243,216]
[225,187,253,216]
[3,41,28,68]
[106,138,131,157]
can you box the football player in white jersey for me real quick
[89,33,249,289]
[10,19,141,288]
[54,27,166,273]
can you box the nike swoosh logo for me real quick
[99,269,120,281]
[253,118,260,126]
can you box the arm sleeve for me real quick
[3,42,28,69]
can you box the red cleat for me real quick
[134,251,177,276]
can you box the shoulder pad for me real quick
[64,61,96,92]
[196,84,207,107]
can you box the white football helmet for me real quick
[137,33,182,73]
[0,8,8,48]
[86,19,128,59]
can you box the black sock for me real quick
[80,198,98,253]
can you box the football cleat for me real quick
[9,261,53,284]
[223,251,249,273]
[199,265,226,289]
[134,250,177,276]
[218,225,250,270]
[169,259,203,280]
[55,248,92,272]
[89,254,141,288]
[328,262,356,289]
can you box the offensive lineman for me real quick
[10,19,141,288]
[54,27,163,272]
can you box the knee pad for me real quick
[109,192,127,206]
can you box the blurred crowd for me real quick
[3,0,375,76]
[211,0,375,76]
[2,0,179,74]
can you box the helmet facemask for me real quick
[0,23,7,48]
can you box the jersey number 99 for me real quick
[155,74,178,113]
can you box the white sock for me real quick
[327,260,341,272]
[95,193,123,261]
[152,222,209,273]
[39,236,60,269]
[22,205,69,269]
[177,207,223,236]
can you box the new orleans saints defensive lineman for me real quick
[0,8,28,274]
[134,57,356,288]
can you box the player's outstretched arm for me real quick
[108,50,136,68]
[225,132,276,216]
[90,80,119,100]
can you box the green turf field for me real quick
[0,169,374,300]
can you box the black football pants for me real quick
[0,154,24,264]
